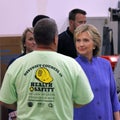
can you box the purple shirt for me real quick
[74,55,120,120]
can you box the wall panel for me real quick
[0,36,21,120]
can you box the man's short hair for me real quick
[34,18,58,45]
[69,8,87,20]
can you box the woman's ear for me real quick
[93,44,96,50]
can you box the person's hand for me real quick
[11,118,17,120]
[9,111,17,120]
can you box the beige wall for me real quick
[0,0,118,35]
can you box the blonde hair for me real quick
[21,27,33,53]
[74,24,101,56]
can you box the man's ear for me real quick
[69,20,74,26]
[53,35,58,51]
[54,35,58,45]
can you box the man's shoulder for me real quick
[58,31,71,43]
[59,31,66,37]
[59,27,69,37]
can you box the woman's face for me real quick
[24,31,36,53]
[75,31,95,60]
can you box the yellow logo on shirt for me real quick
[35,67,53,83]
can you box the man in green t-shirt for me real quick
[0,18,94,120]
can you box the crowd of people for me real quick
[0,8,120,120]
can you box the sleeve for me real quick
[0,66,17,104]
[72,61,94,105]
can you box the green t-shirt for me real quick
[0,51,93,120]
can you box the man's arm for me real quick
[74,103,85,108]
[0,101,17,110]
[113,111,120,120]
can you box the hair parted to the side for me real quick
[69,8,87,20]
[34,18,58,45]
[74,24,101,56]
